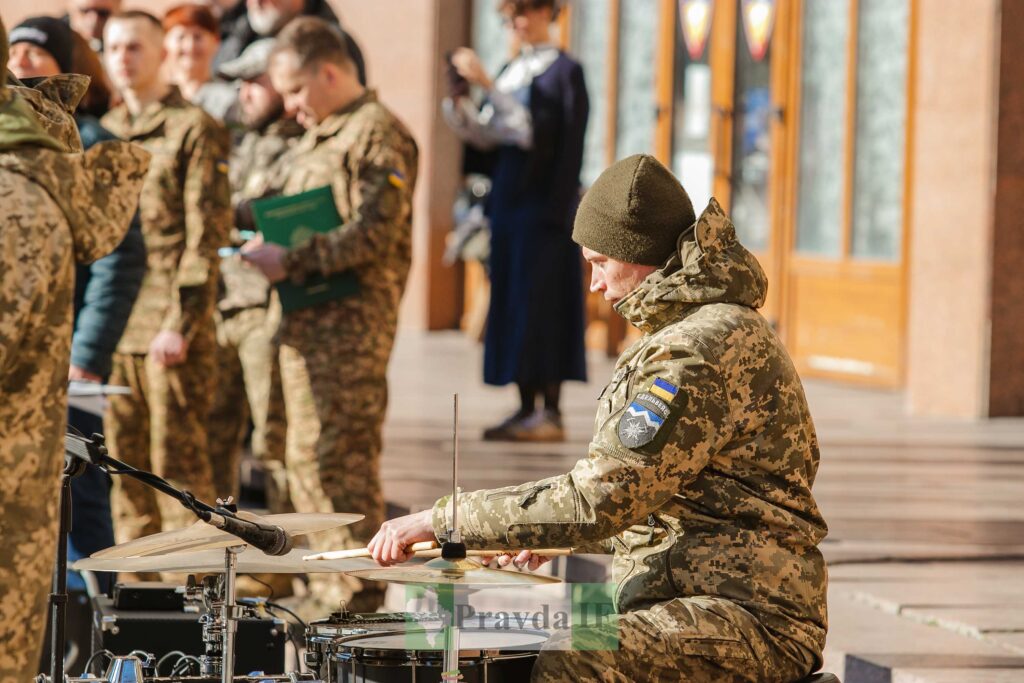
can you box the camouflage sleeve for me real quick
[283,127,417,281]
[162,118,231,340]
[431,335,732,550]
[0,189,67,373]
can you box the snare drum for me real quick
[316,626,548,683]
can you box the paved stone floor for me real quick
[379,331,1024,682]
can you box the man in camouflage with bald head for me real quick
[0,17,148,678]
[369,155,829,682]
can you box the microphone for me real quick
[203,510,293,556]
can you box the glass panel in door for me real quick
[472,0,509,76]
[794,0,850,257]
[671,3,714,211]
[615,0,660,159]
[729,0,773,252]
[850,0,909,261]
[571,0,612,186]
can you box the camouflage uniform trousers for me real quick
[532,595,815,683]
[207,304,289,510]
[106,338,218,541]
[0,446,60,681]
[278,341,388,612]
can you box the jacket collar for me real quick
[307,89,376,142]
[614,198,769,334]
[105,86,188,139]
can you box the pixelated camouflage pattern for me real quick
[102,87,232,352]
[102,87,229,538]
[7,74,87,152]
[432,198,827,677]
[218,118,304,313]
[0,88,148,678]
[533,595,816,683]
[272,90,418,610]
[107,347,219,540]
[208,304,287,506]
[208,118,301,504]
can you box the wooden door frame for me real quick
[779,0,918,387]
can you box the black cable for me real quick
[266,601,307,631]
[242,573,276,600]
[261,601,307,652]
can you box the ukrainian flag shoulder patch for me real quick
[649,377,679,402]
[387,169,406,189]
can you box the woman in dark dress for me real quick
[445,0,588,442]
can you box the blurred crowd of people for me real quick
[0,0,419,675]
[1,0,592,676]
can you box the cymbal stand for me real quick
[65,430,290,683]
[441,393,463,682]
[197,546,244,683]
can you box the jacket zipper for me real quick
[483,483,553,507]
[519,483,553,508]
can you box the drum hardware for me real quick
[307,623,548,683]
[63,431,356,683]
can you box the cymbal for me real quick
[92,512,363,559]
[345,556,562,586]
[74,547,395,574]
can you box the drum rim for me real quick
[328,626,549,667]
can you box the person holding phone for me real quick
[443,0,589,442]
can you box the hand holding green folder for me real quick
[250,185,360,312]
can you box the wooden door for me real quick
[780,0,914,387]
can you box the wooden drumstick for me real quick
[303,543,573,561]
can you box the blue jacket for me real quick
[70,115,146,378]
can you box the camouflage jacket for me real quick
[218,117,304,313]
[432,199,828,661]
[275,90,418,362]
[103,87,231,352]
[0,87,148,469]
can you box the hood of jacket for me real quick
[614,197,768,334]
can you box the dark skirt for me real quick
[483,149,588,387]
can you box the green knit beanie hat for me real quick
[572,154,696,266]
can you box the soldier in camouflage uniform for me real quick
[369,155,828,682]
[242,17,418,613]
[0,18,149,677]
[101,11,232,539]
[207,39,300,508]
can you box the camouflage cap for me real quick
[218,38,276,81]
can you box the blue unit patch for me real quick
[618,401,665,448]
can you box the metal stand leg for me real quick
[48,472,74,683]
[222,546,241,683]
[442,623,461,682]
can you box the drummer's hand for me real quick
[482,550,550,572]
[368,509,436,566]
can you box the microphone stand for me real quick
[53,431,250,683]
[42,445,89,683]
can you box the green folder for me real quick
[250,185,360,312]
